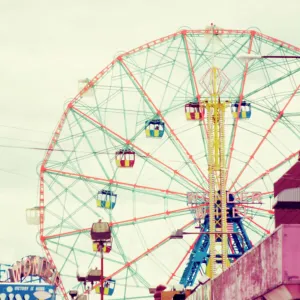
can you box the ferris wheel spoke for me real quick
[118,58,209,187]
[181,33,202,103]
[71,107,204,192]
[229,83,300,191]
[219,36,251,71]
[235,150,299,193]
[239,212,270,234]
[236,191,273,200]
[70,110,110,179]
[241,223,262,243]
[279,116,300,139]
[45,168,189,201]
[243,219,270,240]
[181,33,210,167]
[56,234,81,275]
[109,228,147,289]
[41,60,117,170]
[43,168,190,237]
[44,228,90,240]
[44,204,203,241]
[43,172,104,238]
[40,108,70,171]
[42,114,108,192]
[238,204,273,215]
[40,240,68,298]
[86,220,195,294]
[46,242,81,268]
[110,208,195,228]
[46,241,144,287]
[116,62,209,190]
[225,32,255,187]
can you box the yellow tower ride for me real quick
[200,66,231,278]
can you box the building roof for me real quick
[274,157,300,197]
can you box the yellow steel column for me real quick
[206,67,229,278]
[220,103,228,271]
[207,102,216,277]
[212,68,219,171]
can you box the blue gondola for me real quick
[95,279,116,296]
[96,190,117,209]
[231,101,251,119]
[145,119,165,138]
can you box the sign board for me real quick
[0,264,11,282]
[0,283,56,300]
[7,257,60,286]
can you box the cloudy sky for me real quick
[0,0,300,292]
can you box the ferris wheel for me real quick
[29,26,300,299]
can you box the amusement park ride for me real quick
[22,24,300,299]
[177,65,255,285]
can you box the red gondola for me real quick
[115,150,135,168]
[92,240,112,253]
[185,102,205,120]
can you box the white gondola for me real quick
[78,78,94,97]
[91,220,111,241]
[26,207,40,225]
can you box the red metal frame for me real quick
[166,234,200,285]
[39,60,117,300]
[238,212,270,234]
[238,204,274,215]
[100,249,104,300]
[43,203,208,241]
[182,32,201,100]
[119,58,209,185]
[229,84,300,192]
[44,227,90,241]
[235,151,300,194]
[72,107,206,192]
[182,32,208,160]
[85,220,195,294]
[225,31,255,187]
[45,168,188,196]
[182,31,207,139]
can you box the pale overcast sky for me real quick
[0,0,300,297]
